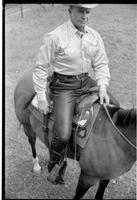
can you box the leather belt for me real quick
[54,72,88,80]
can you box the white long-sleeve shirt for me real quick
[33,20,110,101]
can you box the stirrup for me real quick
[48,160,56,173]
[47,162,64,185]
[48,149,64,172]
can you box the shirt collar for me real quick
[67,19,88,35]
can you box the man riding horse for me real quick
[32,4,118,184]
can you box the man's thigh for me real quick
[51,90,78,139]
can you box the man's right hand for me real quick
[38,98,49,114]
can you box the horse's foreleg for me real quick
[32,156,41,172]
[73,182,89,199]
[95,179,110,200]
[73,170,97,199]
[23,124,41,172]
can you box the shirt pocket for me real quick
[85,45,97,60]
[64,46,74,55]
[58,43,78,58]
[83,39,98,60]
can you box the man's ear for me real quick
[68,7,72,14]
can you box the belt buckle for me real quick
[76,74,80,79]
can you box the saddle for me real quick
[27,87,100,148]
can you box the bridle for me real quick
[103,104,137,150]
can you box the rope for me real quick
[103,104,137,150]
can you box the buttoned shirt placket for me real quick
[77,31,86,88]
[81,34,84,74]
[76,31,84,72]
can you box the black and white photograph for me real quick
[4,3,136,199]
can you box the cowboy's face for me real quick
[69,6,91,29]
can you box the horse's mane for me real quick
[107,106,136,127]
[116,108,136,127]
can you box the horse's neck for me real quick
[117,124,136,146]
[98,106,136,150]
[112,110,136,155]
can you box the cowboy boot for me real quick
[47,152,66,185]
[48,135,66,172]
[47,136,67,184]
[48,149,64,173]
[55,160,67,185]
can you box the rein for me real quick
[103,104,137,150]
[74,106,85,160]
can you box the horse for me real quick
[14,70,136,199]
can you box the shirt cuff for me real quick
[99,84,107,91]
[97,79,109,87]
[37,93,46,101]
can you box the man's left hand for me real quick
[99,85,110,105]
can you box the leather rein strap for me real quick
[103,104,137,150]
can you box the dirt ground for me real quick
[5,4,136,199]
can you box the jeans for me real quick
[49,74,97,142]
